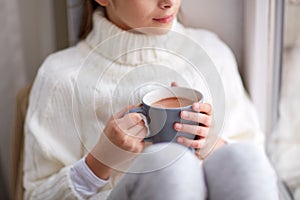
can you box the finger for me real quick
[192,103,212,115]
[171,82,179,87]
[126,127,147,153]
[117,113,143,130]
[135,127,148,141]
[174,123,209,137]
[125,122,146,138]
[120,135,135,151]
[180,111,212,127]
[177,136,206,149]
[122,134,145,153]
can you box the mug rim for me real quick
[142,87,203,110]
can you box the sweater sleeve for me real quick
[205,33,265,149]
[217,40,265,149]
[70,158,109,198]
[23,60,84,199]
[187,29,265,149]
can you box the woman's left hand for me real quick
[174,102,212,149]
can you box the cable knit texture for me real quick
[23,10,264,200]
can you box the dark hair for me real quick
[79,0,101,40]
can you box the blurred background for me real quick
[0,0,299,199]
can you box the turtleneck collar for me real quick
[84,9,186,66]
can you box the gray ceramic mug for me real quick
[128,87,203,144]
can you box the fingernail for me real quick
[181,111,188,118]
[177,137,183,143]
[175,123,182,130]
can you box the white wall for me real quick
[181,0,245,69]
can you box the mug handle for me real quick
[127,106,152,142]
[127,106,145,115]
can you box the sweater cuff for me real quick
[70,157,109,198]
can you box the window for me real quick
[269,0,300,199]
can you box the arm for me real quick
[85,106,147,179]
[85,154,112,180]
[199,32,265,150]
[180,29,264,157]
[24,72,83,199]
[215,41,265,149]
[24,66,147,199]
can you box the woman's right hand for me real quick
[86,106,148,179]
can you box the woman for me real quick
[23,0,277,199]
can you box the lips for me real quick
[153,15,174,24]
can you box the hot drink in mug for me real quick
[128,87,203,144]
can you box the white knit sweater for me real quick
[23,10,264,200]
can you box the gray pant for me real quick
[108,143,279,200]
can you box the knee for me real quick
[129,143,199,174]
[143,143,199,169]
[127,144,206,200]
[205,143,266,165]
[203,143,277,179]
[203,143,279,199]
